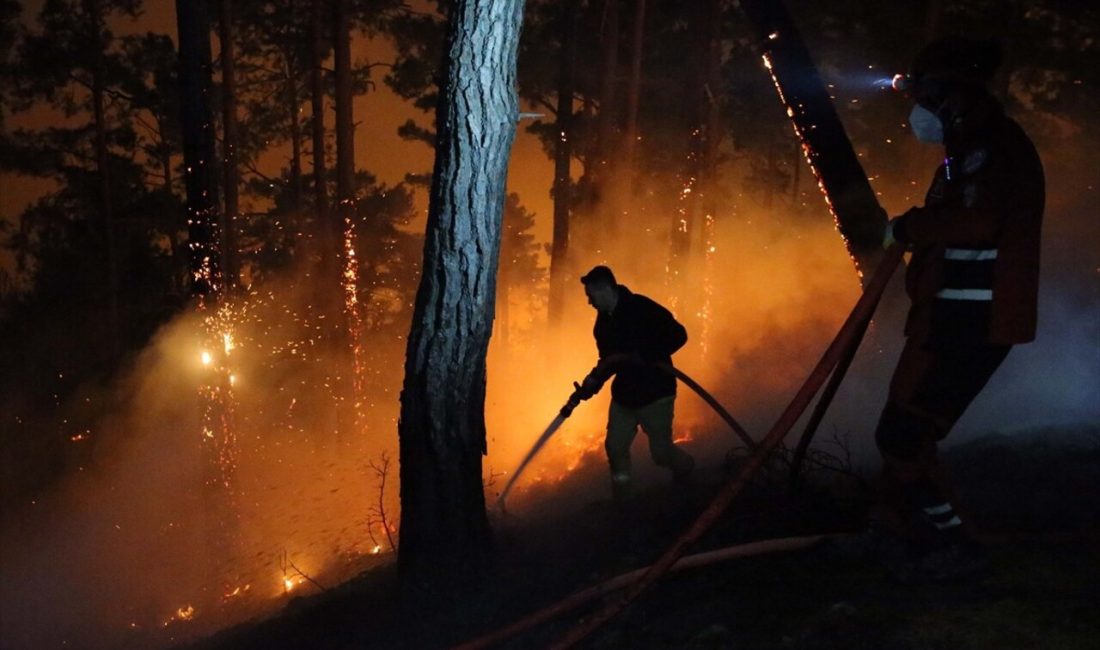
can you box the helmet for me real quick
[894,37,1002,109]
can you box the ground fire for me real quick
[0,2,1096,649]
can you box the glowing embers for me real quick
[199,300,244,491]
[162,604,195,627]
[341,200,367,422]
[699,207,716,358]
[222,582,252,603]
[760,51,856,277]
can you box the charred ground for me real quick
[182,424,1100,650]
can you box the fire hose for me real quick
[461,244,904,649]
[495,355,755,512]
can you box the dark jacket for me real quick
[895,103,1044,347]
[593,285,688,408]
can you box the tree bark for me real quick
[398,0,525,604]
[547,0,576,327]
[83,0,119,352]
[217,0,239,287]
[176,0,222,296]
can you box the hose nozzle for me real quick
[560,382,584,418]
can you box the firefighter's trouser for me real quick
[873,338,1011,540]
[605,396,693,498]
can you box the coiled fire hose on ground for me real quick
[460,244,904,650]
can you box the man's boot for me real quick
[611,472,634,503]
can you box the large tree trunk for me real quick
[547,0,576,327]
[398,0,525,605]
[83,0,119,353]
[217,0,239,287]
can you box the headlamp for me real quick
[891,73,912,93]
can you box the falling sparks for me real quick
[341,199,368,427]
[760,51,861,280]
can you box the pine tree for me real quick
[397,0,526,607]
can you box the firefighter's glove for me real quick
[885,211,916,250]
[561,384,585,417]
[576,370,605,400]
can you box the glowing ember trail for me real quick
[199,301,242,493]
[742,0,890,283]
[761,52,847,267]
[341,199,368,426]
[699,207,716,358]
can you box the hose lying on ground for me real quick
[451,534,831,650]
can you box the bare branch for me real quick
[367,452,399,553]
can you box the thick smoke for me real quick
[2,72,1097,650]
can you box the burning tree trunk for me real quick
[177,0,222,297]
[547,0,576,327]
[740,0,888,281]
[332,0,364,417]
[398,0,525,601]
[217,0,239,288]
[83,0,120,353]
[177,0,240,597]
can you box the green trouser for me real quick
[605,395,694,498]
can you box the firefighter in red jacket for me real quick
[872,37,1044,579]
[574,265,695,501]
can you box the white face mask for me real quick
[909,104,944,144]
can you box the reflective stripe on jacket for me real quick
[896,111,1044,346]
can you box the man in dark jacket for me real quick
[575,265,695,500]
[872,37,1044,579]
